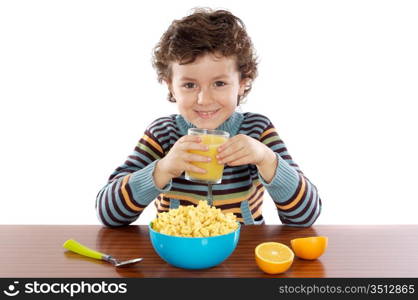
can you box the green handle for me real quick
[63,239,106,260]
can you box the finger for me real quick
[218,148,248,164]
[184,153,211,163]
[217,134,242,152]
[184,163,207,174]
[179,135,202,143]
[182,142,209,151]
[217,142,245,161]
[226,156,251,166]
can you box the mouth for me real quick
[194,109,221,120]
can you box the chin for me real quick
[195,122,219,130]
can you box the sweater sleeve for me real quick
[258,121,322,227]
[95,127,172,227]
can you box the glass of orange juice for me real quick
[185,128,229,184]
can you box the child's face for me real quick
[168,53,247,130]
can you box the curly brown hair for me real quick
[152,7,258,103]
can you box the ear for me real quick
[238,78,250,96]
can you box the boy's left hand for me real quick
[216,134,274,167]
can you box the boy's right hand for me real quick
[153,135,210,187]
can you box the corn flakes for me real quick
[151,201,239,237]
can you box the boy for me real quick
[96,8,322,227]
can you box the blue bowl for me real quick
[148,222,240,269]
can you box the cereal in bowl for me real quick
[151,201,239,237]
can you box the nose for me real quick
[196,87,213,105]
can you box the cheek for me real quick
[173,86,197,102]
[219,86,240,106]
[176,98,195,116]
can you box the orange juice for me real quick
[186,134,228,183]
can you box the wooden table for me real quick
[0,225,417,278]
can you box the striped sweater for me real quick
[96,112,322,227]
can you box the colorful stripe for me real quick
[96,112,322,227]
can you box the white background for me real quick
[1,0,417,225]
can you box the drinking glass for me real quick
[185,128,229,184]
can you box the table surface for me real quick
[1,225,417,278]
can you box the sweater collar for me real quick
[176,111,244,137]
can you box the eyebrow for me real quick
[179,74,230,81]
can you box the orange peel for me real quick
[290,236,328,260]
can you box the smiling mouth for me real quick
[195,109,220,119]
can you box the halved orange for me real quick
[290,236,328,260]
[255,242,294,274]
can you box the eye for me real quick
[214,81,226,87]
[183,82,197,89]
